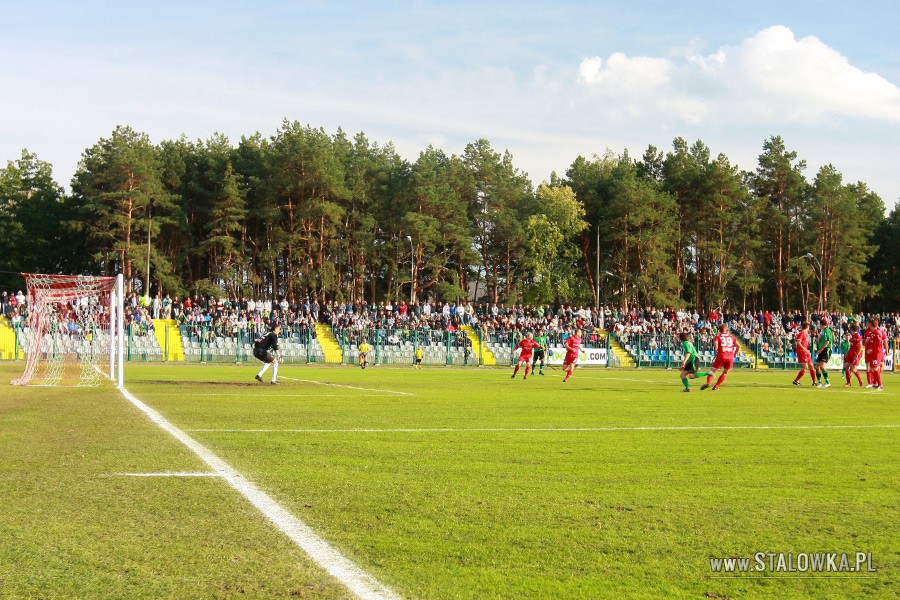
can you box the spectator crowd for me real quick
[5,287,899,356]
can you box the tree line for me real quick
[1,120,898,312]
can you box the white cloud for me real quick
[578,53,673,92]
[577,25,900,125]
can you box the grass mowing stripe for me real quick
[114,384,400,600]
[278,376,416,396]
[186,424,900,434]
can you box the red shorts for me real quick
[796,351,812,364]
[518,354,533,364]
[867,357,884,371]
[843,352,861,367]
[712,356,734,371]
[563,352,579,366]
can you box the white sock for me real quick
[257,363,271,378]
[271,361,279,382]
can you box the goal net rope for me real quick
[11,273,121,387]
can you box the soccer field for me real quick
[1,363,898,599]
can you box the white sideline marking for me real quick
[114,472,222,477]
[188,424,900,434]
[114,385,400,600]
[278,376,416,396]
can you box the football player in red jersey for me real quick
[511,332,541,380]
[842,322,864,387]
[702,323,737,391]
[562,328,582,383]
[792,321,818,386]
[864,318,888,389]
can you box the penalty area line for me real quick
[113,384,400,600]
[278,376,416,396]
[113,472,222,477]
[188,424,900,434]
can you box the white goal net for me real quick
[11,273,124,387]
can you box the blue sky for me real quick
[2,1,899,206]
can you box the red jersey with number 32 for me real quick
[714,332,737,360]
[516,339,541,361]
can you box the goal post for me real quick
[11,273,124,387]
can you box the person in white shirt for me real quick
[151,294,161,319]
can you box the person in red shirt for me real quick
[511,332,541,380]
[702,323,736,391]
[792,321,817,386]
[562,328,582,383]
[843,322,864,387]
[864,318,888,389]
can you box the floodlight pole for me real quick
[595,224,601,329]
[804,253,824,313]
[407,235,414,304]
[145,197,155,297]
[604,270,624,314]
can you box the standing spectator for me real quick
[152,294,161,319]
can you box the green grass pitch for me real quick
[1,362,897,599]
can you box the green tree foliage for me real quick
[523,183,587,304]
[867,205,900,311]
[2,123,889,312]
[750,136,809,312]
[71,126,173,293]
[566,151,679,311]
[0,150,86,288]
[406,147,476,302]
[806,168,883,310]
[463,139,536,303]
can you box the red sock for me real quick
[524,366,531,377]
[513,365,520,376]
[715,373,727,388]
[794,370,805,383]
[875,370,883,387]
[706,373,714,385]
[855,371,863,385]
[809,368,817,384]
[845,369,851,384]
[867,370,873,385]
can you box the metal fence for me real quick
[3,319,898,371]
[333,326,476,366]
[612,331,899,370]
[177,323,321,363]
